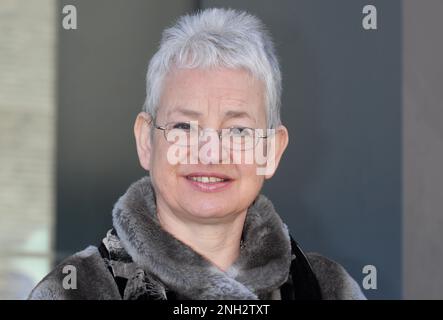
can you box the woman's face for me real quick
[135,67,288,222]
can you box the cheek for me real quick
[151,141,174,170]
[238,164,264,193]
[150,144,181,192]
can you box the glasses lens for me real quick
[164,122,199,147]
[222,128,255,151]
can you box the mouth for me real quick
[184,173,233,192]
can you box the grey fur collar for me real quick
[112,175,291,300]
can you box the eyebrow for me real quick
[167,107,202,118]
[224,110,255,122]
[167,107,255,122]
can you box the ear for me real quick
[134,112,153,171]
[264,125,289,179]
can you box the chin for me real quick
[185,202,237,220]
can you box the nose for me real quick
[189,128,230,165]
[198,129,221,165]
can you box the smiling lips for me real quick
[185,173,233,192]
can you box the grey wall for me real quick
[202,0,402,299]
[403,0,443,299]
[56,0,198,258]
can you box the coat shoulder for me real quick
[306,252,366,300]
[28,246,121,300]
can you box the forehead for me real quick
[157,67,266,120]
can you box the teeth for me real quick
[189,176,226,183]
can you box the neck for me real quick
[156,204,247,272]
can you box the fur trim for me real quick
[112,175,291,300]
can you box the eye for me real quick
[171,122,191,130]
[229,127,253,137]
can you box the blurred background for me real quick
[0,0,442,299]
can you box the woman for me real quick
[29,8,365,300]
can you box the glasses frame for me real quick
[146,119,271,151]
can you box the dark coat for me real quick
[29,176,365,300]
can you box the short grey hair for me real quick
[143,8,282,128]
